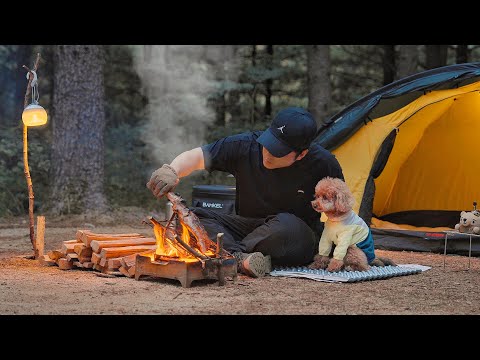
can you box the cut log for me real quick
[74,243,85,255]
[73,243,93,258]
[106,258,122,270]
[90,237,156,253]
[120,253,137,270]
[64,239,82,244]
[61,242,78,255]
[35,215,45,259]
[82,262,94,269]
[98,257,122,270]
[39,254,56,266]
[100,245,157,259]
[127,266,136,277]
[73,261,83,268]
[118,266,131,277]
[91,252,102,265]
[93,264,104,272]
[74,245,93,262]
[99,257,107,267]
[47,250,64,261]
[57,258,74,270]
[78,255,92,263]
[78,230,145,247]
[66,253,79,262]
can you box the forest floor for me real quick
[1,207,479,316]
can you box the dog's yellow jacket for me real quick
[318,210,369,261]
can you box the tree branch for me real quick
[23,53,41,108]
[22,52,42,258]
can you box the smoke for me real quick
[133,45,234,166]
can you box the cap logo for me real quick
[277,125,286,134]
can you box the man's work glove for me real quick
[146,164,179,198]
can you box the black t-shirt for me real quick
[201,131,344,236]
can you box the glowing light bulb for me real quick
[22,103,48,126]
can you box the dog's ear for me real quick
[334,189,355,213]
[335,192,350,213]
[331,178,355,213]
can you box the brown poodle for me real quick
[309,176,396,272]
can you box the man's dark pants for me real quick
[191,208,319,267]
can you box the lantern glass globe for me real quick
[22,103,47,127]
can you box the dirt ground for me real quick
[1,207,479,316]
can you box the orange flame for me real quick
[152,219,214,261]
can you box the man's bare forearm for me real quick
[169,147,205,178]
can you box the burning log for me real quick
[166,192,212,253]
[149,216,190,259]
[171,234,209,261]
[135,192,237,287]
[147,192,231,262]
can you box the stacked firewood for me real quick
[41,230,157,277]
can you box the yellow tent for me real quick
[315,63,480,255]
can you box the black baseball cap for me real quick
[256,107,317,157]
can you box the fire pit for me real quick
[135,251,237,288]
[136,192,237,287]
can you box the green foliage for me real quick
[245,66,284,83]
[0,126,50,216]
[3,44,480,217]
[208,80,254,99]
[330,45,384,117]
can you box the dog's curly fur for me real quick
[308,177,396,272]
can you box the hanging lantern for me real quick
[22,70,48,127]
[22,103,47,126]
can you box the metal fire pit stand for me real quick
[135,228,238,287]
[135,252,237,288]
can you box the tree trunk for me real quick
[49,45,108,215]
[425,45,448,69]
[264,45,273,119]
[456,45,469,64]
[306,45,331,127]
[250,45,257,125]
[203,45,236,127]
[396,45,418,80]
[382,45,395,85]
[225,45,241,123]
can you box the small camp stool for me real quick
[442,230,479,270]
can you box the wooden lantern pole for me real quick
[22,53,41,258]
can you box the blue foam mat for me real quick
[269,265,423,283]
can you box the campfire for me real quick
[136,192,237,287]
